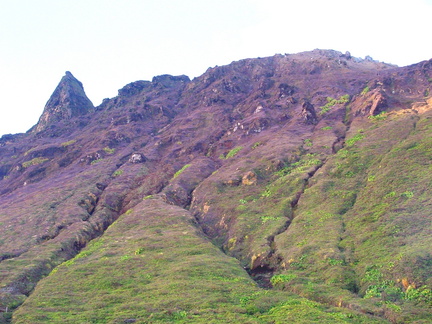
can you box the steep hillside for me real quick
[1,50,431,323]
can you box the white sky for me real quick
[1,0,431,135]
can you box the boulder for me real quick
[242,171,257,185]
[301,100,318,124]
[128,153,146,164]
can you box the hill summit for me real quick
[0,49,432,323]
[33,71,94,132]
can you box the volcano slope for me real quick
[0,50,431,323]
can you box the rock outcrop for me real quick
[33,71,94,132]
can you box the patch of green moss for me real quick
[368,112,387,121]
[90,158,103,165]
[60,139,76,147]
[220,146,243,159]
[361,86,370,95]
[112,169,123,177]
[103,147,115,154]
[173,164,191,178]
[22,157,49,168]
[319,95,350,115]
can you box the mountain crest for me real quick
[34,71,94,132]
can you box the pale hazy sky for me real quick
[1,0,431,135]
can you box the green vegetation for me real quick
[270,274,297,287]
[321,126,333,130]
[361,264,432,304]
[90,158,103,165]
[173,164,191,178]
[13,198,376,323]
[401,190,414,198]
[368,112,387,121]
[103,147,115,154]
[60,139,77,147]
[22,157,49,168]
[361,86,370,95]
[319,95,350,115]
[112,169,124,177]
[304,138,313,147]
[345,131,365,147]
[264,111,432,322]
[252,142,261,149]
[225,146,243,159]
[275,154,322,177]
[23,147,37,156]
[405,285,432,304]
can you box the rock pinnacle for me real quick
[34,71,94,132]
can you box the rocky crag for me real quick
[0,49,431,323]
[32,71,94,133]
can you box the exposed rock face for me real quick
[34,71,94,132]
[351,87,388,117]
[301,100,318,124]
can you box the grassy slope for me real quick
[13,198,381,323]
[273,110,432,322]
[186,108,432,323]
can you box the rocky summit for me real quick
[0,49,432,323]
[32,71,94,133]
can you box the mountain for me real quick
[0,49,431,323]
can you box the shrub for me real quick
[220,146,243,159]
[319,95,350,115]
[22,157,49,168]
[61,140,77,147]
[135,247,145,255]
[252,142,261,149]
[361,86,370,95]
[103,147,115,154]
[345,132,365,147]
[226,146,243,159]
[405,285,432,304]
[368,112,387,121]
[270,274,297,286]
[261,216,279,223]
[401,191,414,198]
[90,158,103,165]
[173,164,191,178]
[112,169,123,177]
[304,139,313,147]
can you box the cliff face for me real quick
[33,71,94,132]
[1,50,432,323]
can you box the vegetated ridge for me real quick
[0,49,431,323]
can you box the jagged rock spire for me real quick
[34,71,94,132]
